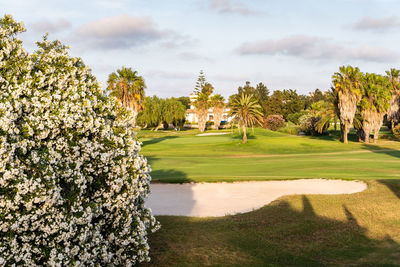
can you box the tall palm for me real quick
[313,98,339,134]
[193,92,211,132]
[359,73,391,143]
[386,68,400,129]
[193,82,214,132]
[107,67,146,126]
[229,93,263,143]
[211,94,225,130]
[332,65,362,144]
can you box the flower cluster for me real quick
[0,15,159,266]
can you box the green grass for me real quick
[138,128,400,183]
[137,128,400,266]
[142,180,400,266]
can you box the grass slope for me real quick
[138,128,400,183]
[142,180,400,266]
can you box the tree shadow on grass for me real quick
[141,135,179,146]
[378,180,400,200]
[146,156,191,183]
[361,143,400,159]
[143,195,400,267]
[150,169,192,183]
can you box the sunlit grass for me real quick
[137,128,400,183]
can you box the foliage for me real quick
[229,93,263,143]
[299,114,327,136]
[310,97,339,134]
[176,96,191,109]
[278,126,300,135]
[304,88,328,109]
[210,94,225,130]
[392,124,400,140]
[0,15,159,266]
[287,110,310,125]
[194,70,206,94]
[263,115,285,131]
[359,73,392,143]
[385,68,400,128]
[230,81,269,115]
[332,65,362,143]
[193,72,214,132]
[137,96,186,130]
[263,89,305,119]
[106,66,146,126]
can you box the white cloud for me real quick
[237,35,398,63]
[73,15,166,49]
[208,0,258,16]
[30,19,71,33]
[351,16,400,31]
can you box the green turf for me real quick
[137,128,400,266]
[138,128,400,183]
[141,180,400,266]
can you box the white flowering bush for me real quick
[0,15,159,266]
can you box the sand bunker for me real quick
[196,132,230,136]
[146,179,367,217]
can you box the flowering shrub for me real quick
[263,115,285,131]
[392,124,400,140]
[0,15,159,266]
[299,114,327,136]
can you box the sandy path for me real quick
[146,179,367,217]
[196,132,230,136]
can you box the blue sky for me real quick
[1,0,400,98]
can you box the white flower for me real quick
[0,15,159,266]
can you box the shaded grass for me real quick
[141,181,400,267]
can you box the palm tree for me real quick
[211,94,225,130]
[107,67,146,126]
[359,73,391,143]
[193,92,211,132]
[332,65,362,144]
[193,81,214,132]
[229,93,263,143]
[313,99,339,134]
[386,68,400,129]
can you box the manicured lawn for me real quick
[138,128,400,183]
[142,180,400,266]
[137,128,400,266]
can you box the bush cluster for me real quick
[263,115,285,131]
[392,124,400,140]
[299,115,327,136]
[0,15,159,266]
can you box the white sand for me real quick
[196,132,230,136]
[146,179,367,217]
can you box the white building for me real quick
[186,93,233,124]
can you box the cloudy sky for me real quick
[1,0,399,97]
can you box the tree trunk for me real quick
[154,122,163,131]
[338,91,358,144]
[340,122,344,142]
[356,128,365,142]
[364,129,370,143]
[388,93,400,130]
[242,125,247,143]
[212,107,224,130]
[196,108,208,132]
[373,129,379,143]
